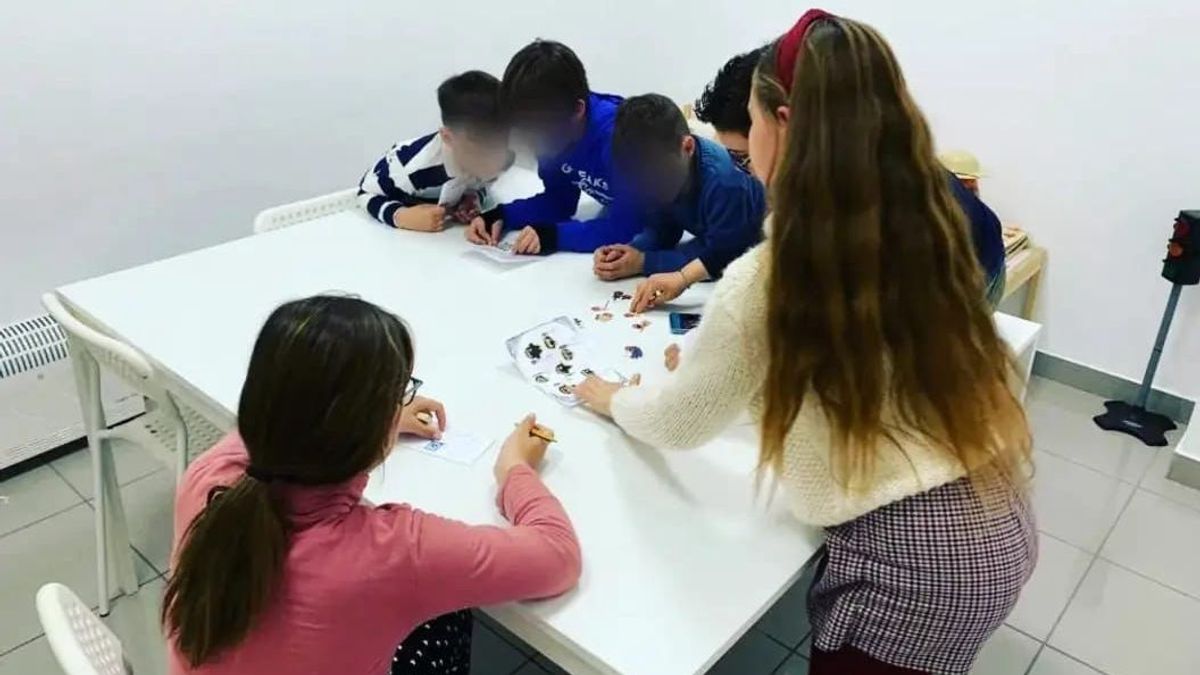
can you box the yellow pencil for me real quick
[529,423,557,444]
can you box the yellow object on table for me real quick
[1000,224,1046,319]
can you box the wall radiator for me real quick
[0,314,144,471]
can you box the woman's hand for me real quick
[398,396,447,439]
[630,272,688,313]
[513,226,542,255]
[494,414,551,483]
[664,343,681,372]
[575,375,640,418]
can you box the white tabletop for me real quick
[57,206,1042,675]
[58,210,826,675]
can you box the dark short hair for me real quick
[694,47,765,136]
[612,94,688,167]
[501,40,589,116]
[437,70,505,137]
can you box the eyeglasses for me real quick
[403,377,423,406]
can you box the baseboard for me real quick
[1032,351,1194,425]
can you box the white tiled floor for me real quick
[0,377,1197,674]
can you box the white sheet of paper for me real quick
[404,431,493,465]
[466,232,541,265]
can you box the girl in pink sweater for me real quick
[162,295,581,675]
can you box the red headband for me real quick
[775,8,833,93]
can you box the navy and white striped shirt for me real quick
[357,132,503,227]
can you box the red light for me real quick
[1168,242,1183,258]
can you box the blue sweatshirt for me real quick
[502,93,643,253]
[948,173,1005,283]
[630,136,766,277]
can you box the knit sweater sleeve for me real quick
[610,272,762,449]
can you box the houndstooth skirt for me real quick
[809,477,1037,674]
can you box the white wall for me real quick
[2,1,1198,398]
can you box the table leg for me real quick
[1021,265,1044,320]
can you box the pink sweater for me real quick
[167,434,581,675]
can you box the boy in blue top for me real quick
[594,94,765,287]
[473,40,638,255]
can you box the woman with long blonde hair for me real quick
[577,10,1035,674]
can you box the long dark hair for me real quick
[753,15,1030,495]
[162,295,414,666]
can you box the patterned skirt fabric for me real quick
[809,477,1037,674]
[390,610,473,675]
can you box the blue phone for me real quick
[669,312,702,335]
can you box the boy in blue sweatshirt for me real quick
[481,40,640,255]
[594,94,765,286]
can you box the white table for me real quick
[56,209,1042,675]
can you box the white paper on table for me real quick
[466,232,541,265]
[505,316,625,406]
[402,431,494,465]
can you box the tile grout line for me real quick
[758,627,807,654]
[1001,622,1045,646]
[0,500,87,542]
[1023,477,1140,675]
[1138,484,1200,516]
[1034,445,1143,487]
[1095,552,1200,603]
[1040,645,1107,674]
[49,459,91,503]
[506,656,534,674]
[0,632,45,659]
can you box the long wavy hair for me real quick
[754,15,1030,496]
[162,295,414,666]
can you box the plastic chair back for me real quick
[36,583,131,675]
[253,188,358,233]
[41,294,173,407]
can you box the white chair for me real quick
[42,293,224,616]
[36,583,132,675]
[252,187,358,233]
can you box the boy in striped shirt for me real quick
[358,71,512,236]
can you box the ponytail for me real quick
[160,295,415,665]
[162,476,288,666]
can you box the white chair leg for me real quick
[67,341,113,616]
[88,433,111,616]
[100,439,140,595]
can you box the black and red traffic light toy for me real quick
[1163,210,1200,285]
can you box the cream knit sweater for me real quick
[611,245,968,527]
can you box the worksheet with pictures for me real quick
[506,316,622,406]
[466,231,539,265]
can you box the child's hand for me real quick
[513,226,542,255]
[394,205,446,232]
[631,272,689,313]
[466,217,502,246]
[593,244,644,281]
[494,414,551,483]
[398,396,447,440]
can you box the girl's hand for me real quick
[575,375,640,418]
[631,272,688,313]
[664,343,681,372]
[399,396,447,439]
[466,217,502,246]
[513,226,541,255]
[494,414,551,483]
